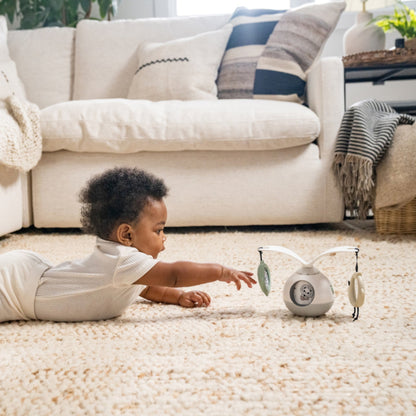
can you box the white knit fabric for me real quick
[0,16,27,104]
[0,16,40,172]
[0,95,42,172]
[375,123,416,209]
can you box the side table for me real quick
[344,62,416,114]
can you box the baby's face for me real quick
[130,199,167,258]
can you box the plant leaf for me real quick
[97,0,112,19]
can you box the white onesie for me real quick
[0,250,51,322]
[0,238,158,322]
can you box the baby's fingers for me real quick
[238,271,256,288]
[193,291,211,307]
[199,291,211,306]
[230,272,254,290]
[221,268,256,290]
[190,291,211,307]
[232,276,242,290]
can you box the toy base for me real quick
[284,300,334,317]
[283,267,335,317]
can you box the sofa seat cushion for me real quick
[40,98,320,153]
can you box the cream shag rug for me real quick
[0,222,415,416]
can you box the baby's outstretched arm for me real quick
[135,261,255,290]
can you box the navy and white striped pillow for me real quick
[217,2,346,103]
[217,8,286,99]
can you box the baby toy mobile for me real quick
[257,246,365,320]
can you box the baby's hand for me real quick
[219,267,256,290]
[178,290,211,308]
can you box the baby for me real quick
[0,167,255,322]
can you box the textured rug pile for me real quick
[0,222,415,415]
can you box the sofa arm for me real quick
[306,57,344,160]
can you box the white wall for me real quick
[116,0,175,18]
[116,0,155,18]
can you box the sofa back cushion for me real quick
[8,27,75,109]
[73,15,229,100]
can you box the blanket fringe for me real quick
[333,153,375,219]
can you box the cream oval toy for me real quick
[257,246,365,320]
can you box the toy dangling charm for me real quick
[257,246,365,320]
[348,250,365,321]
[257,250,272,296]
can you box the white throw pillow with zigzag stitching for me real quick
[127,24,232,101]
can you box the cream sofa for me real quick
[0,167,27,236]
[3,13,345,233]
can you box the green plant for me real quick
[371,1,416,40]
[0,0,118,29]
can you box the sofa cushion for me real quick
[217,2,345,103]
[8,27,75,109]
[40,99,320,153]
[254,2,345,103]
[217,8,285,99]
[127,25,231,101]
[73,15,230,100]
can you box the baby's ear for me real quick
[116,223,134,246]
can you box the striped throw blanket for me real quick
[333,99,415,219]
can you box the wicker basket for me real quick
[375,197,416,234]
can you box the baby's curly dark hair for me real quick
[79,167,168,239]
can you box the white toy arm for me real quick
[309,246,359,266]
[258,246,308,265]
[258,245,359,267]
